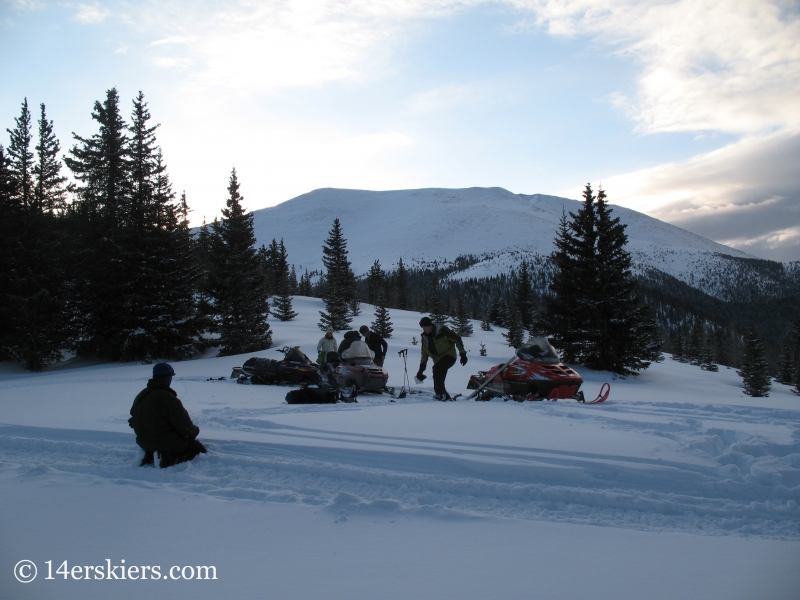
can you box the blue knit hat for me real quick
[153,363,175,378]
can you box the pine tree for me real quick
[428,278,449,325]
[777,339,795,385]
[452,295,474,337]
[671,328,688,362]
[487,294,505,327]
[371,292,393,338]
[318,218,354,331]
[394,258,410,310]
[479,342,487,356]
[514,260,534,331]
[1,101,72,369]
[366,260,385,307]
[206,168,272,355]
[503,306,525,348]
[65,88,134,360]
[546,184,661,374]
[480,317,493,332]
[738,324,771,397]
[688,322,704,366]
[298,270,313,296]
[271,239,298,321]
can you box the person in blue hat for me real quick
[128,363,207,468]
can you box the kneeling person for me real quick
[129,363,207,468]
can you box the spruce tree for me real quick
[487,294,505,327]
[2,101,72,369]
[318,218,354,331]
[738,324,771,397]
[547,184,661,374]
[271,239,298,321]
[366,260,385,307]
[371,292,394,338]
[670,328,687,362]
[206,168,272,355]
[688,322,704,366]
[776,339,795,386]
[65,88,134,360]
[503,306,525,348]
[298,270,313,296]
[514,260,534,331]
[452,295,474,337]
[394,258,410,310]
[428,278,449,325]
[480,316,493,332]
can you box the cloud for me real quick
[507,0,800,135]
[576,130,800,261]
[73,3,110,24]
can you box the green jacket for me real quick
[420,324,466,369]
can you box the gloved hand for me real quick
[460,354,468,366]
[415,368,426,382]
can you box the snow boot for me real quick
[140,451,155,467]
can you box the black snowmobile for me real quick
[231,346,322,386]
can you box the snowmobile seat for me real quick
[325,351,340,365]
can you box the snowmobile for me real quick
[466,337,607,402]
[231,346,322,386]
[320,340,389,394]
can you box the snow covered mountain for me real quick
[250,187,789,300]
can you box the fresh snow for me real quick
[249,187,757,293]
[2,296,799,599]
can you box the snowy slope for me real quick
[1,296,799,599]
[249,187,765,297]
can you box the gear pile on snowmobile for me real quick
[231,346,322,386]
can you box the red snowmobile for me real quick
[231,346,322,386]
[467,337,608,403]
[321,340,389,394]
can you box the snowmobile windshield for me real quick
[344,357,376,366]
[516,338,559,362]
[284,347,309,363]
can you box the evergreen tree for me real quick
[700,333,719,372]
[777,339,795,385]
[487,294,505,327]
[452,295,474,337]
[479,342,487,356]
[428,278,449,325]
[503,306,525,348]
[271,239,298,321]
[1,101,72,369]
[671,328,688,362]
[546,204,594,363]
[546,185,661,374]
[738,324,771,397]
[480,317,493,332]
[688,321,704,366]
[65,88,134,360]
[366,260,385,307]
[298,270,313,296]
[514,260,534,331]
[206,168,272,355]
[371,292,394,338]
[713,325,733,367]
[318,218,354,331]
[394,258,410,310]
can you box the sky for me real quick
[1,0,798,262]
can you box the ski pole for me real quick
[465,354,518,400]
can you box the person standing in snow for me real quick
[129,363,207,468]
[359,325,388,367]
[317,328,338,364]
[416,317,468,401]
[338,330,362,358]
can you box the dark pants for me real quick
[432,355,456,396]
[157,440,207,469]
[374,355,384,367]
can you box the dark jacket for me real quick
[129,380,199,454]
[338,331,362,357]
[364,332,388,360]
[420,324,466,368]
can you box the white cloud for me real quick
[564,130,800,261]
[507,0,800,135]
[73,3,110,24]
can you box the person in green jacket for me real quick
[129,363,207,468]
[415,317,468,401]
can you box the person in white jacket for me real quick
[316,329,338,364]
